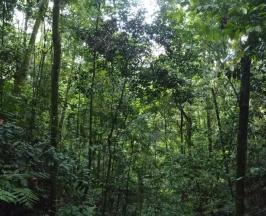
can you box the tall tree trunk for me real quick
[0,3,6,109]
[58,59,77,148]
[235,55,251,216]
[58,75,72,145]
[179,106,192,154]
[14,0,48,93]
[122,140,134,216]
[211,88,223,147]
[211,87,233,197]
[186,114,192,154]
[27,29,48,141]
[206,97,212,153]
[83,2,102,199]
[163,110,168,150]
[49,0,61,215]
[88,51,97,169]
[180,108,184,154]
[23,0,29,48]
[102,79,127,216]
[137,172,144,216]
[88,1,101,170]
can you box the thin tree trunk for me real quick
[206,97,212,153]
[102,79,127,216]
[211,87,233,197]
[179,106,192,154]
[27,49,37,141]
[23,0,29,48]
[14,0,48,93]
[58,61,78,147]
[228,78,239,102]
[115,189,121,216]
[76,88,81,141]
[123,140,134,216]
[137,172,144,216]
[0,4,6,109]
[180,108,184,154]
[27,30,48,141]
[88,2,101,170]
[186,114,192,154]
[211,88,223,147]
[49,0,61,215]
[163,110,168,150]
[88,51,97,169]
[83,2,102,199]
[235,55,251,216]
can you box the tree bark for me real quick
[49,0,61,215]
[235,55,251,216]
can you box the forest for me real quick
[0,0,265,215]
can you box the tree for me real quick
[235,54,251,216]
[13,0,48,93]
[49,0,61,215]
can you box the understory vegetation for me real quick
[0,0,266,215]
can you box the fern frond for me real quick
[13,188,39,208]
[0,188,16,203]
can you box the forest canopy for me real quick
[0,0,266,215]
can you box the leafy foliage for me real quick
[0,0,265,215]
